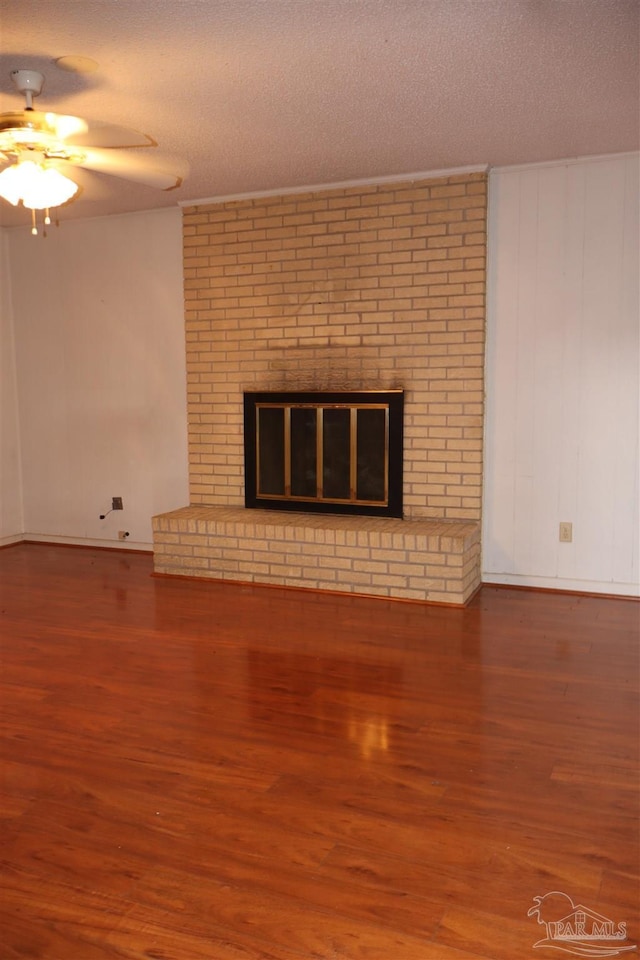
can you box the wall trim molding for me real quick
[482,572,639,598]
[491,150,639,174]
[180,164,489,208]
[0,534,23,549]
[14,533,152,552]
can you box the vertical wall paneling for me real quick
[484,154,639,595]
[0,229,23,541]
[616,158,640,586]
[7,209,190,548]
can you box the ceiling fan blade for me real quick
[76,146,187,191]
[0,110,153,150]
[63,119,154,149]
[0,110,82,151]
[47,160,113,200]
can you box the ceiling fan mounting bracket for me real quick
[10,70,45,109]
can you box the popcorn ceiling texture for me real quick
[153,171,486,603]
[1,0,636,227]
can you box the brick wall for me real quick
[182,172,487,521]
[154,171,487,604]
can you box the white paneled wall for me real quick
[483,154,639,595]
[0,229,23,541]
[7,209,189,549]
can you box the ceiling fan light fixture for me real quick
[0,157,79,211]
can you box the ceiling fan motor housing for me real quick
[10,70,45,108]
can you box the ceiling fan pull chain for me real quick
[30,208,37,236]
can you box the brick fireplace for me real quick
[153,170,487,604]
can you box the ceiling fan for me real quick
[0,69,186,233]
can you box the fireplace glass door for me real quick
[244,391,403,518]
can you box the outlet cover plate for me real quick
[559,522,573,543]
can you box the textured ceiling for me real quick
[0,0,638,227]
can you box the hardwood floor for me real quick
[0,543,638,960]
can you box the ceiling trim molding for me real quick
[179,163,490,208]
[491,150,639,174]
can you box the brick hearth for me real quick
[153,507,481,605]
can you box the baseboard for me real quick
[0,534,24,549]
[3,537,638,599]
[12,533,153,553]
[482,572,639,600]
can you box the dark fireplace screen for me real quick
[244,391,403,517]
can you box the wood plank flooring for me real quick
[0,543,638,959]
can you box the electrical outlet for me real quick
[112,497,123,510]
[118,530,130,541]
[559,522,573,543]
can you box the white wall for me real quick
[483,154,639,595]
[7,208,189,549]
[0,228,24,542]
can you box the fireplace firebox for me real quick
[244,391,403,517]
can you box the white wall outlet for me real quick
[559,522,573,543]
[118,530,130,541]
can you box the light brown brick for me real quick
[169,173,487,598]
